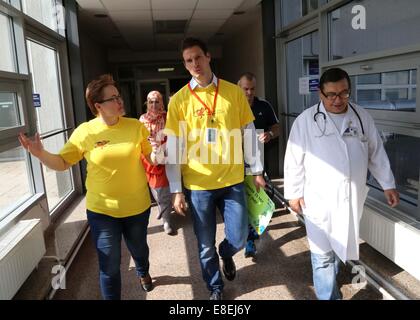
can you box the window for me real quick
[27,39,74,212]
[0,146,34,223]
[0,82,26,139]
[367,131,420,220]
[21,0,65,35]
[41,133,73,210]
[0,92,21,130]
[285,31,320,131]
[1,0,20,9]
[27,40,65,134]
[351,70,417,112]
[329,0,420,60]
[1,0,76,229]
[0,12,17,73]
[281,0,328,27]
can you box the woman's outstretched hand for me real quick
[18,132,44,158]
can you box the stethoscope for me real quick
[313,102,367,141]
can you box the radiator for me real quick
[0,219,46,300]
[360,207,420,281]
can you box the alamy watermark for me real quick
[160,123,265,167]
[51,264,66,290]
[352,5,366,30]
[351,265,367,290]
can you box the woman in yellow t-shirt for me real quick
[19,74,156,300]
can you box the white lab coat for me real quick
[284,102,395,262]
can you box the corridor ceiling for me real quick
[76,0,262,51]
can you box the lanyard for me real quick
[187,78,219,117]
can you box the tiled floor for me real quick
[53,204,382,300]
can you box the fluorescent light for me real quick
[158,67,174,72]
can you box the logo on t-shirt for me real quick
[195,107,207,118]
[94,140,110,148]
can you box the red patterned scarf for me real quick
[139,110,166,144]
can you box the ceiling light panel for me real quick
[152,10,194,20]
[192,9,233,20]
[151,0,198,10]
[196,0,244,9]
[110,10,152,21]
[115,20,153,28]
[155,20,188,34]
[188,19,225,31]
[185,32,212,39]
[101,0,151,11]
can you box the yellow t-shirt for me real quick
[59,117,152,218]
[164,79,255,190]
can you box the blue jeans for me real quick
[87,208,151,300]
[310,250,342,300]
[184,183,248,293]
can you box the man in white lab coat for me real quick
[284,68,400,300]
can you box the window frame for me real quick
[26,36,67,135]
[20,0,65,36]
[323,50,420,124]
[0,10,18,73]
[278,19,320,135]
[0,136,46,234]
[276,0,420,223]
[0,0,79,234]
[278,0,350,34]
[24,28,81,220]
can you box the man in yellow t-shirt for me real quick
[164,37,266,300]
[19,74,156,299]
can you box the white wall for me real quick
[219,6,265,97]
[79,32,110,84]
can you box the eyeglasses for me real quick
[321,90,350,101]
[98,95,123,104]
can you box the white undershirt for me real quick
[327,111,347,133]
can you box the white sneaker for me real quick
[163,222,174,235]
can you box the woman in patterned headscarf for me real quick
[139,91,174,235]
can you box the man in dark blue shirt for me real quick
[238,72,280,258]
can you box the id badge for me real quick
[206,128,217,144]
[343,126,358,137]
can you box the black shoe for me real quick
[140,274,153,292]
[222,257,236,281]
[209,290,223,300]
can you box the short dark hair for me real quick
[85,74,115,116]
[238,72,256,83]
[319,68,351,91]
[181,37,208,56]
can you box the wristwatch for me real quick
[268,130,274,137]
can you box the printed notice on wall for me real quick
[309,78,319,92]
[299,77,310,95]
[33,94,41,108]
